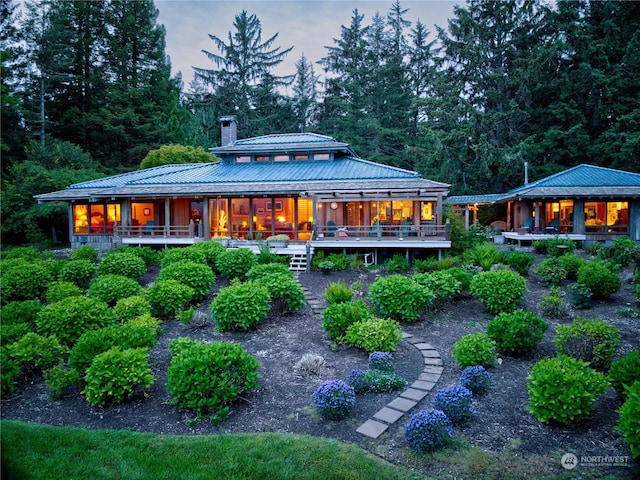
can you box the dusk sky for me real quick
[155,0,459,90]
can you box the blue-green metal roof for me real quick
[510,164,640,192]
[446,194,504,205]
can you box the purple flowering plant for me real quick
[405,409,455,452]
[432,385,474,425]
[313,379,356,420]
[460,365,492,396]
[368,351,394,372]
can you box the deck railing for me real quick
[115,222,204,238]
[315,223,450,240]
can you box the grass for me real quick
[0,420,426,480]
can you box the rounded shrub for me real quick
[125,314,162,336]
[469,269,526,314]
[46,281,82,303]
[246,262,292,281]
[413,271,462,304]
[527,355,608,424]
[166,339,259,420]
[506,251,535,276]
[346,368,366,392]
[541,286,571,318]
[59,259,96,290]
[463,243,505,271]
[344,317,402,353]
[546,238,576,257]
[98,252,147,280]
[405,409,455,452]
[324,281,353,305]
[355,369,406,393]
[113,295,151,322]
[146,279,194,319]
[554,317,620,370]
[70,245,98,263]
[45,366,82,400]
[83,347,154,408]
[312,379,356,420]
[369,274,434,322]
[433,385,474,425]
[160,247,208,268]
[368,351,394,372]
[322,299,372,342]
[2,246,43,261]
[1,323,32,347]
[157,260,215,300]
[211,281,271,331]
[216,248,256,280]
[0,261,53,304]
[615,381,640,459]
[36,296,117,347]
[254,273,305,315]
[189,241,227,272]
[556,253,586,280]
[460,366,492,396]
[606,236,640,268]
[535,257,567,287]
[110,245,160,267]
[1,347,20,395]
[385,253,410,273]
[577,260,621,299]
[0,300,43,328]
[445,267,474,291]
[608,349,640,399]
[69,324,158,374]
[567,282,592,309]
[87,274,143,306]
[452,332,497,369]
[486,310,548,356]
[6,332,67,373]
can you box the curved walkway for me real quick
[298,280,444,439]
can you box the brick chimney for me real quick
[220,116,237,146]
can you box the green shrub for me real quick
[2,246,43,261]
[414,256,461,272]
[87,274,144,306]
[469,269,526,314]
[160,247,208,268]
[46,281,82,303]
[0,300,43,327]
[463,243,505,271]
[157,260,215,300]
[190,241,227,272]
[41,258,66,280]
[541,286,571,318]
[98,252,147,280]
[535,258,567,287]
[532,239,549,254]
[412,271,462,304]
[146,279,194,319]
[505,251,535,276]
[216,248,256,280]
[577,260,622,299]
[1,323,32,346]
[113,295,151,322]
[385,253,410,273]
[45,366,82,400]
[166,338,259,420]
[254,273,305,315]
[452,332,497,369]
[351,368,406,393]
[109,245,160,266]
[586,242,606,257]
[567,282,592,309]
[211,281,271,331]
[246,263,292,281]
[83,347,154,408]
[1,347,20,395]
[6,332,67,373]
[486,310,548,356]
[615,381,640,459]
[609,350,640,399]
[546,238,576,257]
[605,237,640,268]
[326,253,350,271]
[322,299,372,342]
[36,296,117,347]
[527,355,608,424]
[445,267,474,291]
[344,317,402,353]
[59,259,96,290]
[125,314,162,336]
[324,281,353,305]
[70,245,98,263]
[0,261,53,304]
[556,253,586,280]
[69,324,158,373]
[369,275,434,322]
[554,317,620,370]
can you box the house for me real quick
[448,164,640,244]
[35,117,451,265]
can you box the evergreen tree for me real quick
[292,53,318,132]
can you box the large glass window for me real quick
[584,201,628,233]
[132,202,155,232]
[73,203,120,235]
[296,198,313,240]
[231,198,250,239]
[545,200,573,232]
[209,199,228,237]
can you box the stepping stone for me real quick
[414,342,435,350]
[405,337,426,345]
[423,357,444,366]
[423,366,444,374]
[418,372,441,383]
[421,350,440,358]
[387,397,418,412]
[411,380,436,391]
[356,419,388,439]
[402,332,413,339]
[373,407,405,424]
[400,388,430,402]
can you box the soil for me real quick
[2,251,639,478]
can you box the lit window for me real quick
[236,156,250,163]
[293,154,308,161]
[256,156,269,162]
[274,155,289,162]
[314,153,330,160]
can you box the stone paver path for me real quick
[297,280,444,440]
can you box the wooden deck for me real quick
[503,232,586,246]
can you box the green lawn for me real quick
[0,421,426,480]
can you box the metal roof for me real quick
[446,194,504,205]
[210,132,356,156]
